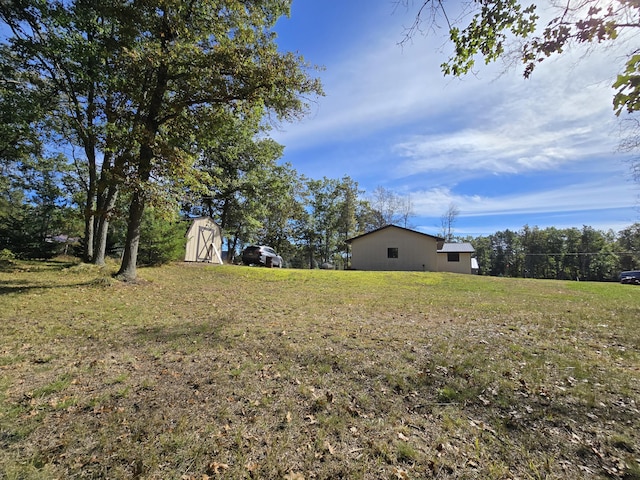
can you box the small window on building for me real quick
[448,252,460,262]
[388,247,398,259]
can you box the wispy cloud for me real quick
[273,2,638,233]
[411,180,638,219]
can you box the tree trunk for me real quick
[115,34,168,280]
[81,71,98,262]
[82,148,97,262]
[116,190,145,281]
[83,196,95,262]
[93,184,118,266]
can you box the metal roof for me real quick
[345,224,444,244]
[437,242,475,253]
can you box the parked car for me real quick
[241,245,283,268]
[620,270,640,285]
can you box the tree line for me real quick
[0,1,422,275]
[3,141,640,279]
[0,136,416,270]
[462,224,640,281]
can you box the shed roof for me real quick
[437,242,475,253]
[345,224,443,244]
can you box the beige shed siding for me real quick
[350,227,439,271]
[184,216,223,263]
[437,251,473,274]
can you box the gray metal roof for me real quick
[437,242,475,253]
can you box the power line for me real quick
[523,251,637,256]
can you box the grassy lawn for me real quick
[1,258,639,479]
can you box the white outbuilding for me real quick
[184,216,223,264]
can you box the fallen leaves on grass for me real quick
[206,462,229,475]
[283,472,305,480]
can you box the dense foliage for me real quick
[466,224,640,281]
[0,0,323,280]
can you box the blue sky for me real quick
[271,1,639,237]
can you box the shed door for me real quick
[196,226,216,262]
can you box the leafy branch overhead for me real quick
[404,0,640,114]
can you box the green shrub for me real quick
[0,248,15,261]
[138,208,188,266]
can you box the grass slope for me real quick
[0,259,639,479]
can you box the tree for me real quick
[0,153,79,258]
[469,224,630,280]
[335,176,362,267]
[137,207,187,266]
[0,45,53,253]
[0,1,121,264]
[439,202,459,242]
[368,186,414,229]
[0,46,48,167]
[2,0,322,280]
[110,1,322,281]
[402,0,640,114]
[255,164,306,259]
[617,223,640,271]
[297,177,339,268]
[184,108,293,259]
[398,194,415,229]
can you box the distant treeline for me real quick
[464,224,640,281]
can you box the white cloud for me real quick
[272,17,457,148]
[276,14,626,185]
[394,122,612,177]
[392,44,624,178]
[273,0,639,233]
[410,179,638,219]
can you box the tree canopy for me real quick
[0,0,323,280]
[402,0,640,115]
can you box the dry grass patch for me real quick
[1,261,639,479]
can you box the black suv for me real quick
[241,245,283,268]
[620,270,640,285]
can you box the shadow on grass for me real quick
[132,318,231,346]
[0,278,113,295]
[0,258,117,295]
[0,258,79,272]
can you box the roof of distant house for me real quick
[438,242,475,253]
[346,224,443,244]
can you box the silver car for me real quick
[241,245,283,267]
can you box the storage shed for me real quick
[184,216,223,264]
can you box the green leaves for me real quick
[442,0,538,76]
[2,0,323,278]
[613,54,640,116]
[433,0,640,116]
